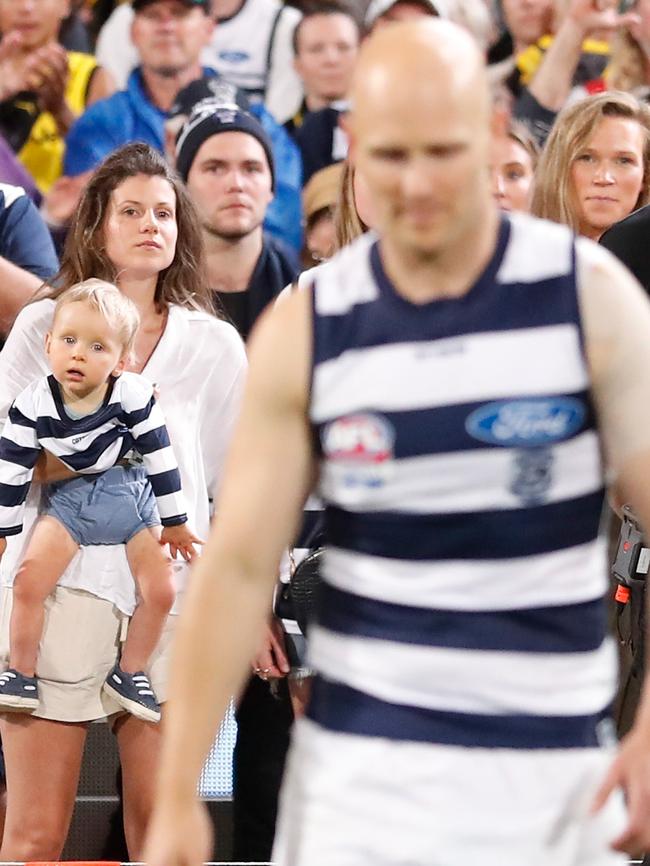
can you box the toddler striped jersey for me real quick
[0,371,186,536]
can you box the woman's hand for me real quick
[0,32,28,102]
[25,43,73,133]
[252,618,290,680]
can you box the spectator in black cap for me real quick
[64,0,215,171]
[176,99,298,859]
[48,0,215,230]
[95,0,304,123]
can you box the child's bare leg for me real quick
[10,516,79,676]
[120,528,174,674]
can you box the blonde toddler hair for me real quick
[53,279,140,361]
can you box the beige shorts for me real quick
[0,585,175,722]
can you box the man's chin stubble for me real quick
[151,64,184,78]
[202,220,261,242]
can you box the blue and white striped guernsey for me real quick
[0,370,187,536]
[307,213,616,751]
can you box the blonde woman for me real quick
[532,91,650,239]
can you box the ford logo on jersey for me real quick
[465,397,585,447]
[218,51,250,63]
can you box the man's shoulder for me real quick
[599,206,650,294]
[262,234,300,275]
[310,234,379,315]
[0,183,26,212]
[64,79,150,174]
[70,87,133,129]
[67,50,98,76]
[496,212,576,284]
[601,205,650,247]
[0,183,27,234]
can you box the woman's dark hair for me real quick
[46,142,214,314]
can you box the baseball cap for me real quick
[364,0,446,29]
[132,0,211,12]
[176,102,275,188]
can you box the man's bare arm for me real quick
[0,256,45,336]
[144,288,315,865]
[579,240,650,852]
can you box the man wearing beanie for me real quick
[178,100,298,340]
[177,99,299,860]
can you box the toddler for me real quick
[0,279,201,722]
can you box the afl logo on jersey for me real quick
[465,397,585,448]
[322,413,395,487]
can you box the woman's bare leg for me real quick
[10,516,79,675]
[0,715,87,858]
[115,710,163,857]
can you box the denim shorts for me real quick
[41,464,160,546]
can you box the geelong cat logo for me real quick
[466,398,585,448]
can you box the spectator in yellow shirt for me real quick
[0,0,115,193]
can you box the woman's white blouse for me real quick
[0,300,247,615]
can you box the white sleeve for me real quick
[198,324,248,502]
[0,300,53,429]
[95,5,140,90]
[577,237,650,474]
[265,5,304,125]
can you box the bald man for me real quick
[144,20,650,866]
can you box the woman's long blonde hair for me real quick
[607,28,649,94]
[531,91,650,231]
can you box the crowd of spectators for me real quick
[1,0,650,859]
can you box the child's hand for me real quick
[160,524,204,562]
[0,537,5,560]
